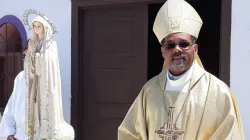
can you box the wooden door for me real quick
[79,4,148,140]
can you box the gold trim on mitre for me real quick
[153,0,203,43]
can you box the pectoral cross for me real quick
[155,107,184,140]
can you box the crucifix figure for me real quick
[155,107,184,140]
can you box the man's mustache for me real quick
[171,53,187,60]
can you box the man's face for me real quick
[161,33,198,76]
[33,21,44,35]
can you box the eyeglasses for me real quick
[162,41,193,50]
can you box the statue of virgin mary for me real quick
[24,15,74,140]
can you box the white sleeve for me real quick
[0,80,17,137]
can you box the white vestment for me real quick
[0,71,29,140]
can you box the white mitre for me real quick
[153,0,203,43]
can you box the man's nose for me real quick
[172,45,182,53]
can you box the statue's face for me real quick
[33,21,44,35]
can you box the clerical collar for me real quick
[168,71,185,80]
[166,62,194,87]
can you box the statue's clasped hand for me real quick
[28,39,36,54]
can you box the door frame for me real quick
[71,0,232,139]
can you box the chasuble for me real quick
[118,60,244,140]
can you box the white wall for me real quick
[0,0,72,123]
[231,0,250,138]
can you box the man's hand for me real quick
[7,135,17,140]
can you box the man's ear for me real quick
[161,46,166,58]
[194,44,198,54]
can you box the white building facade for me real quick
[231,0,250,139]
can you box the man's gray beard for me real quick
[171,59,187,71]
